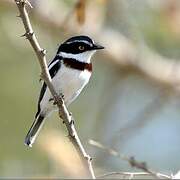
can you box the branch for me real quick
[89,139,171,179]
[14,0,95,178]
[99,171,172,179]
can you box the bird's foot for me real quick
[50,93,65,105]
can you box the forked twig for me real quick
[99,171,172,179]
[89,139,171,179]
[14,0,95,178]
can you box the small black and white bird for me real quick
[25,35,104,147]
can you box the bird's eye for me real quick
[79,46,85,51]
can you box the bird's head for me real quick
[57,35,104,63]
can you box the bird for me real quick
[24,35,104,147]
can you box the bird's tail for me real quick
[24,114,45,147]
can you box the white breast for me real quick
[52,64,91,105]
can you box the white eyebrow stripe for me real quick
[65,40,93,46]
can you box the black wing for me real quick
[35,55,62,118]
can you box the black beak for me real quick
[92,44,104,50]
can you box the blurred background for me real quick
[1,0,180,178]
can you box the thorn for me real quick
[86,155,93,161]
[20,33,26,37]
[28,32,34,36]
[85,155,91,161]
[20,32,34,39]
[69,112,72,116]
[16,15,21,18]
[40,49,46,56]
[59,93,65,100]
[69,119,74,125]
[26,32,34,38]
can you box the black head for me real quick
[57,35,104,54]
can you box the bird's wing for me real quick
[35,55,62,117]
[48,54,62,68]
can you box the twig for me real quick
[89,139,171,179]
[14,0,95,178]
[99,171,172,179]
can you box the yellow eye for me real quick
[79,46,85,51]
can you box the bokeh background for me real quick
[1,0,180,178]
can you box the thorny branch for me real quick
[10,0,180,179]
[14,0,95,178]
[89,139,172,179]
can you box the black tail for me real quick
[24,114,44,147]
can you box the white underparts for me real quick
[40,64,91,115]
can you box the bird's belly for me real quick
[52,66,91,105]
